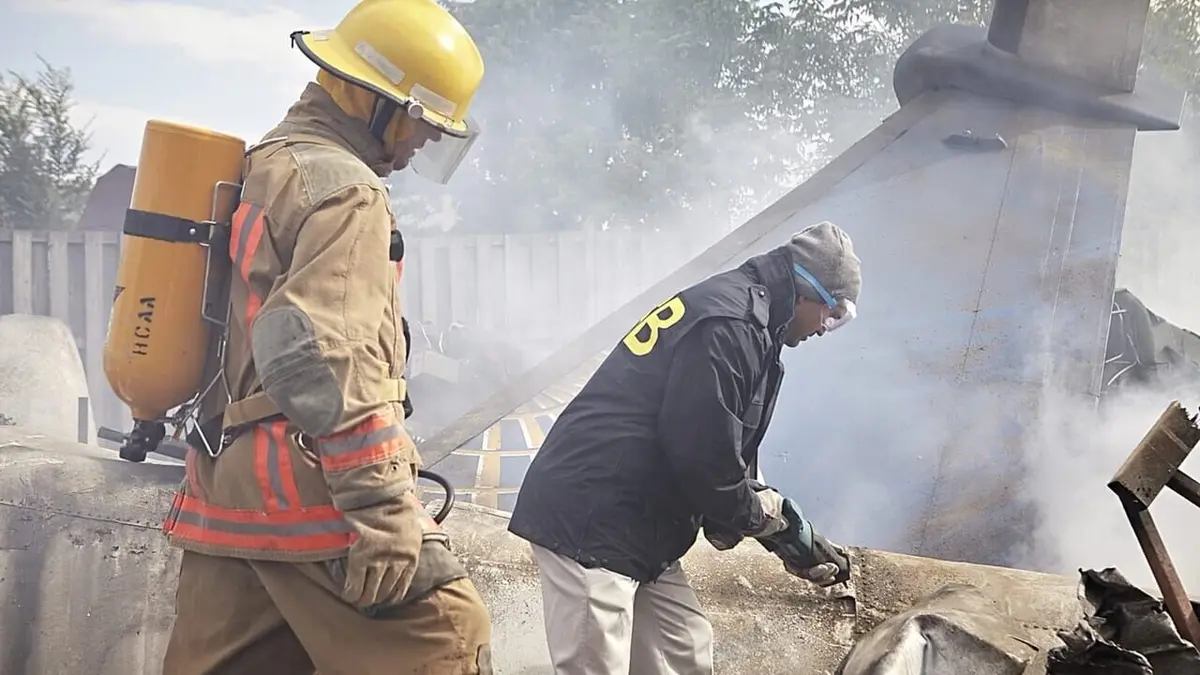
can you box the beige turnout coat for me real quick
[163,83,434,564]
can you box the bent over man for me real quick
[161,1,492,673]
[508,222,862,675]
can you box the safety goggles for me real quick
[793,262,857,333]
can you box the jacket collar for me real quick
[741,247,798,335]
[264,82,393,177]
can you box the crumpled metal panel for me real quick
[0,430,181,675]
[1049,568,1200,674]
[837,584,1047,675]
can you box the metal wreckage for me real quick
[3,0,1200,672]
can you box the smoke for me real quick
[1019,385,1200,590]
[397,3,885,433]
[758,336,957,555]
[757,91,1200,589]
[402,1,1200,591]
[1014,110,1200,589]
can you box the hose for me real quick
[418,468,456,524]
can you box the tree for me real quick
[829,0,1200,94]
[0,58,99,231]
[393,0,1200,237]
[392,0,877,235]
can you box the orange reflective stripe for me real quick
[230,201,266,327]
[316,414,404,473]
[252,425,277,511]
[166,494,354,553]
[253,422,303,512]
[270,420,303,508]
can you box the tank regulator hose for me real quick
[417,468,455,524]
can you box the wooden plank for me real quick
[530,234,557,341]
[418,237,439,327]
[446,237,473,324]
[557,232,584,334]
[1122,504,1200,646]
[83,232,107,424]
[400,237,421,321]
[584,228,598,326]
[10,229,34,315]
[501,234,524,336]
[474,235,501,330]
[47,231,71,325]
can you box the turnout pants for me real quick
[163,550,492,675]
[530,544,714,675]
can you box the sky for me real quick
[1,0,362,171]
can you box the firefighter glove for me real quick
[328,490,425,612]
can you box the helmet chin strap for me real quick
[369,96,399,142]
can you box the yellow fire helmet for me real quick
[291,0,485,184]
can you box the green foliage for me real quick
[0,57,99,231]
[396,0,875,234]
[393,0,1200,235]
[1146,0,1200,93]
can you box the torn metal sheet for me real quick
[834,568,1200,675]
[1048,568,1200,674]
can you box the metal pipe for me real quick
[77,397,89,444]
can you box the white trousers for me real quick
[530,544,715,675]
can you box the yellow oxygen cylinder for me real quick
[103,119,245,461]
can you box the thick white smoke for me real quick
[1019,385,1200,589]
[1015,118,1200,589]
[754,74,1200,587]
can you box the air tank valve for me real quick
[98,420,166,463]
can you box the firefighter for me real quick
[160,1,492,673]
[508,222,862,674]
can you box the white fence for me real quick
[0,229,124,431]
[400,226,722,342]
[1,223,725,436]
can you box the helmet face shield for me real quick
[410,116,479,184]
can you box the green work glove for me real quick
[758,497,850,587]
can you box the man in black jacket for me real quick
[508,221,862,675]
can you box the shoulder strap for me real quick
[222,378,408,431]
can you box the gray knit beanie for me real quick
[787,221,861,305]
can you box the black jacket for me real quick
[507,247,796,582]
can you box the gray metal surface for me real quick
[0,428,1090,674]
[0,430,181,675]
